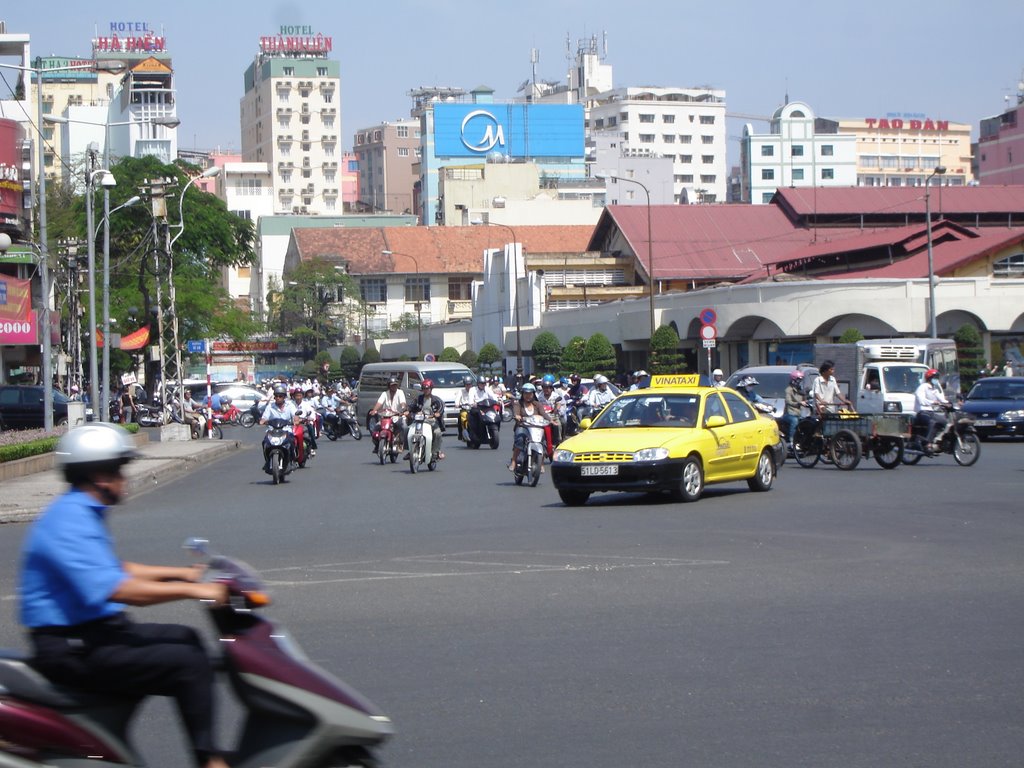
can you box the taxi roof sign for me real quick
[648,374,701,387]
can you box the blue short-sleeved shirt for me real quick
[19,490,128,628]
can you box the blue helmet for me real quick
[521,382,537,393]
[542,373,556,385]
[559,377,569,386]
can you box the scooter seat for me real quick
[0,650,128,708]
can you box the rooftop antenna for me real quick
[603,30,609,59]
[531,47,539,97]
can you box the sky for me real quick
[3,0,1023,163]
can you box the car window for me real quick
[703,392,728,425]
[722,392,755,422]
[0,388,21,406]
[24,389,43,406]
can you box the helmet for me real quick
[521,382,537,393]
[542,374,556,385]
[737,376,759,389]
[272,384,287,397]
[220,395,232,404]
[712,368,724,378]
[56,423,137,469]
[569,373,580,383]
[925,368,940,381]
[559,377,569,386]
[790,370,804,382]
[476,377,487,386]
[463,375,473,386]
[387,377,399,386]
[422,378,434,389]
[635,369,648,378]
[594,374,609,385]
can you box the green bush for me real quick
[531,331,562,373]
[581,333,616,377]
[460,348,478,370]
[560,336,587,375]
[361,347,381,364]
[838,328,865,343]
[955,323,986,393]
[477,343,503,374]
[650,325,685,374]
[338,346,361,381]
[439,346,461,363]
[0,436,60,463]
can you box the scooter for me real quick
[262,417,297,484]
[514,414,550,487]
[373,410,401,465]
[239,399,266,429]
[0,538,393,766]
[407,410,436,474]
[467,398,501,450]
[324,401,362,441]
[902,404,981,466]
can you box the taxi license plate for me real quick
[581,465,618,476]
[974,419,996,427]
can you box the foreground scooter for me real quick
[0,538,393,767]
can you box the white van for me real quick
[357,362,476,429]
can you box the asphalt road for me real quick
[1,425,1022,767]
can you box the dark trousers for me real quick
[30,614,219,765]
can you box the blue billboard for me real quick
[433,103,584,159]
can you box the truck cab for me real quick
[855,362,930,414]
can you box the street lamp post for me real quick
[381,249,423,360]
[470,221,523,375]
[598,174,655,352]
[925,166,947,338]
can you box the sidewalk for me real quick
[0,438,244,525]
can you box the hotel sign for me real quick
[36,57,97,82]
[94,21,167,53]
[433,103,584,158]
[865,118,950,131]
[259,26,333,55]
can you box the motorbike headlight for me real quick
[632,447,669,462]
[553,449,574,463]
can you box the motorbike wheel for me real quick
[829,429,861,470]
[901,439,924,465]
[211,423,224,440]
[501,406,513,423]
[792,424,822,468]
[378,439,386,465]
[351,424,362,440]
[409,436,421,473]
[271,451,283,485]
[489,429,500,450]
[514,460,525,485]
[240,412,256,428]
[953,432,981,467]
[529,451,542,487]
[872,437,904,469]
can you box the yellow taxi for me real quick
[551,374,785,506]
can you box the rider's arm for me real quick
[110,563,227,607]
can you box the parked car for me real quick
[209,384,267,411]
[725,364,818,414]
[0,385,71,429]
[960,376,1024,439]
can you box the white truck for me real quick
[813,339,947,415]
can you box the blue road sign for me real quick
[186,340,206,354]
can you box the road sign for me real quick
[703,339,717,348]
[424,353,436,362]
[700,324,717,341]
[699,307,717,325]
[186,340,206,354]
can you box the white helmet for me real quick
[712,368,724,378]
[56,423,137,469]
[594,374,609,385]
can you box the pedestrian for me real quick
[120,384,136,425]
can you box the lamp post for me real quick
[381,249,423,359]
[925,166,947,338]
[469,221,523,375]
[597,174,655,353]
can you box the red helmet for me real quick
[925,368,940,380]
[422,378,434,389]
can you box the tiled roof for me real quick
[774,186,1024,217]
[291,225,594,276]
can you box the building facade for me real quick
[740,101,858,204]
[978,86,1024,185]
[240,27,341,215]
[588,86,728,204]
[352,119,419,214]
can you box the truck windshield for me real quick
[882,366,928,394]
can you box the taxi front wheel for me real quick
[747,449,775,492]
[672,456,704,503]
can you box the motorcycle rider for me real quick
[18,423,230,768]
[466,375,496,443]
[712,368,727,388]
[182,388,207,438]
[914,368,950,452]
[406,378,445,462]
[538,375,566,448]
[291,388,319,457]
[587,374,616,413]
[781,370,807,443]
[260,385,300,471]
[812,360,853,416]
[369,377,408,454]
[509,383,554,472]
[455,375,475,441]
[735,376,774,414]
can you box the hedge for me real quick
[0,423,138,464]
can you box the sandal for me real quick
[508,461,516,472]
[437,452,445,460]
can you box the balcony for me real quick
[446,300,473,318]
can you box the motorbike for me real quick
[239,399,265,429]
[212,399,243,426]
[563,398,591,438]
[324,400,362,441]
[514,414,550,487]
[0,538,393,766]
[135,400,165,428]
[407,409,437,474]
[373,410,401,465]
[262,417,298,484]
[902,404,981,466]
[467,398,502,450]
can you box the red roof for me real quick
[774,185,1024,217]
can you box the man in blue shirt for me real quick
[19,423,229,768]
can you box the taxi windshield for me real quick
[591,393,701,429]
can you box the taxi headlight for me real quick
[633,447,669,462]
[553,449,575,463]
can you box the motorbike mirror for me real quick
[579,417,593,430]
[183,537,210,555]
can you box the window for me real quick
[448,276,473,300]
[700,174,716,183]
[791,145,805,157]
[323,92,333,104]
[302,169,311,178]
[701,135,714,144]
[663,134,676,143]
[663,114,675,124]
[761,168,775,180]
[821,168,835,180]
[792,168,804,180]
[283,67,294,76]
[762,192,774,203]
[397,125,409,138]
[701,154,714,164]
[699,115,715,125]
[703,393,727,424]
[594,118,605,128]
[821,144,834,156]
[680,154,693,163]
[723,392,755,422]
[325,170,336,182]
[639,134,655,143]
[398,147,409,157]
[405,277,430,302]
[761,145,775,157]
[361,278,387,303]
[607,116,617,127]
[639,113,655,123]
[993,253,1024,278]
[680,135,692,144]
[316,67,327,76]
[680,174,694,183]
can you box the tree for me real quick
[439,346,461,363]
[838,328,865,343]
[338,346,361,381]
[560,336,587,375]
[460,349,479,370]
[954,323,986,393]
[275,258,362,361]
[477,343,502,374]
[581,333,616,377]
[650,325,685,374]
[361,347,381,365]
[531,331,562,373]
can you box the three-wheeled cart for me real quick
[792,412,910,470]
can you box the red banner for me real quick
[96,325,150,350]
[0,275,38,344]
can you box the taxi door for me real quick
[721,392,763,473]
[701,392,744,480]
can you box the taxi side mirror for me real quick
[705,415,727,429]
[579,417,593,430]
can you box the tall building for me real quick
[352,118,419,214]
[240,28,341,215]
[740,101,857,204]
[588,85,728,204]
[978,77,1024,186]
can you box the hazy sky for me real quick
[3,0,1022,160]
